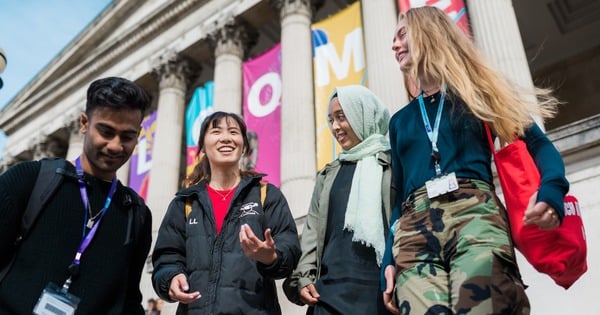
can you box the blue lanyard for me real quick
[418,86,446,176]
[63,157,117,293]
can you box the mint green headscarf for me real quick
[328,85,390,265]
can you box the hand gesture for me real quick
[168,273,201,304]
[239,223,278,265]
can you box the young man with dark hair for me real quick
[0,76,153,314]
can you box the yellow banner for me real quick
[312,1,366,169]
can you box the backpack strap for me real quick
[185,197,193,220]
[1,158,68,283]
[259,182,268,232]
[122,186,147,246]
[260,182,267,206]
[19,158,69,245]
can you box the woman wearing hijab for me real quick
[284,85,394,315]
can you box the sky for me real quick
[0,0,113,159]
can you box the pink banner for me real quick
[398,0,471,36]
[242,44,282,186]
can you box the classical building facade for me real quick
[0,0,598,314]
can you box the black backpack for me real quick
[0,158,147,282]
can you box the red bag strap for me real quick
[484,123,519,154]
[483,122,497,156]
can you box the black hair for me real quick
[86,77,150,115]
[184,111,254,186]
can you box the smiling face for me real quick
[202,116,245,170]
[80,106,142,180]
[392,18,411,71]
[328,97,361,151]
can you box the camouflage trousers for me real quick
[392,178,530,315]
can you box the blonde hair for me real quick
[399,6,559,143]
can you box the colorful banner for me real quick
[129,111,157,200]
[243,44,282,187]
[398,0,471,35]
[185,82,214,176]
[312,1,366,169]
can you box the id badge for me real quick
[33,283,80,315]
[425,172,459,199]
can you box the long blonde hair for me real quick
[400,6,559,143]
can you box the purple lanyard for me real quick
[63,157,117,292]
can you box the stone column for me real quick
[66,115,84,162]
[466,0,542,125]
[272,0,317,219]
[210,19,257,115]
[146,51,191,233]
[361,0,408,113]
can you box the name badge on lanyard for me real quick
[418,86,459,199]
[426,172,459,199]
[34,157,118,314]
[34,283,80,315]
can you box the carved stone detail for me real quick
[32,136,68,160]
[270,0,324,20]
[208,19,258,59]
[66,114,82,137]
[153,50,192,91]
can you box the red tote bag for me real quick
[484,123,587,289]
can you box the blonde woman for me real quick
[382,6,569,314]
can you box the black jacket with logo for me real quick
[152,175,301,315]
